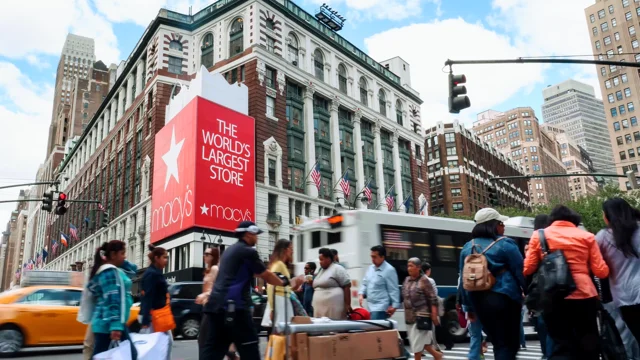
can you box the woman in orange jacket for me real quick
[524,205,609,360]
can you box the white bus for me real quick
[292,210,535,341]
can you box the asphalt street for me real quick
[13,338,544,360]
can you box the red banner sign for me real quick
[150,97,255,244]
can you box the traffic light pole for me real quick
[445,57,640,69]
[0,181,60,191]
[0,199,103,204]
[490,173,631,181]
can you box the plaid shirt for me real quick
[88,266,133,333]
[402,275,438,324]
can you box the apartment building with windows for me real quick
[42,0,425,278]
[473,107,571,206]
[1,191,30,291]
[425,121,529,217]
[585,0,640,189]
[541,79,615,173]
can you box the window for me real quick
[606,36,612,45]
[615,32,621,41]
[632,116,638,126]
[201,33,214,68]
[612,107,619,117]
[620,151,627,160]
[630,25,636,35]
[635,131,640,140]
[602,22,609,32]
[593,27,598,35]
[446,147,457,156]
[591,14,596,23]
[169,40,183,51]
[622,73,629,82]
[265,18,275,30]
[617,136,624,145]
[621,104,627,114]
[624,0,630,7]
[396,100,403,126]
[609,94,616,103]
[229,18,244,57]
[266,36,275,53]
[626,134,633,143]
[630,148,636,158]
[168,56,182,74]
[338,64,347,94]
[630,102,636,111]
[599,9,606,18]
[602,67,607,76]
[625,88,632,97]
[624,119,630,128]
[627,11,633,20]
[613,18,618,27]
[266,96,275,117]
[610,4,615,13]
[614,76,621,86]
[313,49,324,81]
[445,133,455,143]
[596,40,602,49]
[607,49,615,58]
[614,121,621,130]
[265,67,275,88]
[17,289,79,306]
[452,203,464,212]
[287,33,299,65]
[359,77,368,105]
[617,90,624,100]
[378,89,387,116]
[268,193,277,214]
[634,40,640,49]
[533,164,541,171]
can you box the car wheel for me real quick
[0,326,23,355]
[444,310,468,343]
[181,317,200,340]
[129,321,141,334]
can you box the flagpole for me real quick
[376,184,396,210]
[302,159,319,186]
[332,167,352,190]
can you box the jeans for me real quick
[519,308,526,347]
[468,317,484,360]
[92,329,137,360]
[544,297,599,360]
[370,311,388,320]
[533,314,554,357]
[200,310,260,360]
[620,303,640,344]
[470,291,522,360]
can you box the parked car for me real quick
[128,282,268,340]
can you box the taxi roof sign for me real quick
[20,270,84,288]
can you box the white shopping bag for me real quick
[93,340,132,360]
[130,332,170,360]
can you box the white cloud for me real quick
[306,0,442,21]
[364,18,545,128]
[93,0,212,27]
[26,55,50,70]
[0,0,119,64]
[0,62,52,232]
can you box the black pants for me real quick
[198,313,209,349]
[470,291,521,360]
[543,297,599,360]
[620,303,640,344]
[200,310,260,360]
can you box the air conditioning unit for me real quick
[292,60,298,66]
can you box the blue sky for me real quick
[0,0,598,225]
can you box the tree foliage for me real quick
[436,185,640,234]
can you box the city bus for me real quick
[292,210,535,341]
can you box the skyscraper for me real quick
[585,0,640,189]
[541,79,615,173]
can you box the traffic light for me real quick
[448,73,470,114]
[55,192,67,216]
[488,186,500,207]
[41,192,53,212]
[101,212,110,228]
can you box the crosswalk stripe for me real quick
[411,344,545,359]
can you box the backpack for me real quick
[462,237,505,292]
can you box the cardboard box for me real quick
[295,330,401,360]
[348,330,402,360]
[292,316,313,324]
[307,334,353,360]
[293,333,309,360]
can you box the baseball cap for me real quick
[474,208,509,224]
[235,221,263,235]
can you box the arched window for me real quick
[201,33,214,69]
[378,89,387,116]
[313,49,324,81]
[287,33,299,65]
[169,40,183,51]
[338,64,347,94]
[266,18,275,30]
[359,77,368,106]
[229,18,244,57]
[396,100,403,126]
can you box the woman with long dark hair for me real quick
[140,244,172,360]
[458,208,525,360]
[196,247,220,348]
[87,240,137,359]
[596,198,640,342]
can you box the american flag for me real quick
[69,224,78,241]
[52,240,59,255]
[363,181,372,204]
[36,253,43,267]
[386,191,395,211]
[97,203,105,211]
[340,172,350,198]
[310,162,321,190]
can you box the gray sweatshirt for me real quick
[595,227,640,307]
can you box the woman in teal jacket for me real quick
[88,240,137,360]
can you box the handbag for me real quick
[536,229,576,307]
[594,277,628,360]
[415,312,433,331]
[150,293,176,332]
[93,340,132,360]
[129,332,170,360]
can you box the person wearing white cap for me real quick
[457,208,526,360]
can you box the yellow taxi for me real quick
[0,285,140,355]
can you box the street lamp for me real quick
[334,189,370,211]
[200,229,223,246]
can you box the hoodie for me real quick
[87,263,135,333]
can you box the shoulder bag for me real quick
[537,229,577,307]
[151,293,176,332]
[409,276,433,331]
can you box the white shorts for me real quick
[406,322,434,354]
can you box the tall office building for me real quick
[541,79,615,173]
[585,0,640,189]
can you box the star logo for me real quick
[162,126,185,191]
[200,203,209,215]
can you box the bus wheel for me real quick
[444,310,468,343]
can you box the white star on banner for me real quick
[162,126,185,191]
[200,204,209,215]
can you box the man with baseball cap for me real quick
[201,221,287,360]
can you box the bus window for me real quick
[327,232,341,244]
[381,227,432,286]
[311,231,321,248]
[434,233,456,263]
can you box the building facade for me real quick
[42,0,425,279]
[585,0,640,189]
[473,107,571,206]
[1,191,30,290]
[425,121,529,217]
[541,79,615,173]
